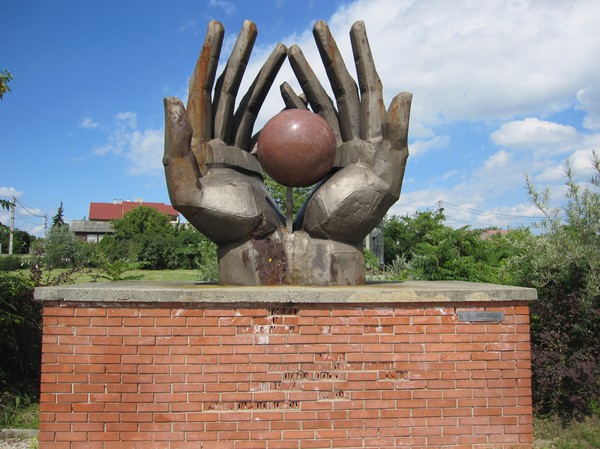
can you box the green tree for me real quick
[383,210,523,284]
[263,175,313,217]
[0,227,35,254]
[112,205,173,238]
[0,199,10,229]
[43,225,78,268]
[196,232,219,282]
[98,206,177,269]
[51,202,67,228]
[514,153,600,418]
[0,70,13,100]
[383,210,447,266]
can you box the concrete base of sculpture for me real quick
[218,230,365,286]
[35,281,536,449]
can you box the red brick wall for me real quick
[39,302,533,449]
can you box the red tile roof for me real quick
[89,201,179,221]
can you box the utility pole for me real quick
[8,195,15,255]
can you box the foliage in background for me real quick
[513,153,600,419]
[383,210,523,284]
[0,201,36,255]
[0,228,36,255]
[51,202,67,228]
[43,225,81,268]
[0,69,13,100]
[0,255,29,271]
[535,415,600,449]
[96,206,214,274]
[263,175,313,216]
[0,271,40,404]
[197,234,219,282]
[0,393,39,429]
[91,259,143,282]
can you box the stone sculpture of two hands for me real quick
[163,20,412,285]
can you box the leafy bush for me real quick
[0,255,29,271]
[197,234,219,282]
[0,227,36,255]
[383,210,523,284]
[0,272,40,398]
[515,153,600,418]
[43,225,79,268]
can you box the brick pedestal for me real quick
[35,281,536,449]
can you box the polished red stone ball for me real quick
[257,109,336,187]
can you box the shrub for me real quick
[0,255,28,271]
[0,272,40,398]
[516,153,600,418]
[43,225,78,268]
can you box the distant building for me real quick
[71,199,179,243]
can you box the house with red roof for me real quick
[71,199,179,242]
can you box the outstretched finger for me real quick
[313,20,360,142]
[232,43,288,151]
[387,92,412,151]
[164,98,203,207]
[287,45,342,144]
[350,21,387,144]
[187,21,224,148]
[212,20,258,143]
[280,82,308,110]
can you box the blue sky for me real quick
[2,0,599,237]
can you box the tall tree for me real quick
[52,202,66,228]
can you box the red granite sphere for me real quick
[257,109,336,187]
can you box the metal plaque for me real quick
[458,311,504,322]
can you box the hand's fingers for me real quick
[164,98,203,207]
[313,21,360,142]
[187,21,224,148]
[287,45,342,144]
[212,20,258,143]
[280,82,308,110]
[350,21,387,144]
[164,97,193,158]
[387,92,412,151]
[232,43,288,151]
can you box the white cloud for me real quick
[80,116,100,129]
[482,150,510,171]
[410,135,450,157]
[127,129,164,175]
[229,0,600,134]
[114,111,137,129]
[178,19,199,35]
[0,187,23,198]
[208,0,235,16]
[92,112,163,175]
[536,164,565,183]
[576,86,600,131]
[490,118,578,151]
[168,0,600,230]
[568,148,599,178]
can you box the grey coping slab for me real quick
[35,281,536,305]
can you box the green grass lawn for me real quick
[17,268,202,284]
[87,268,201,283]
